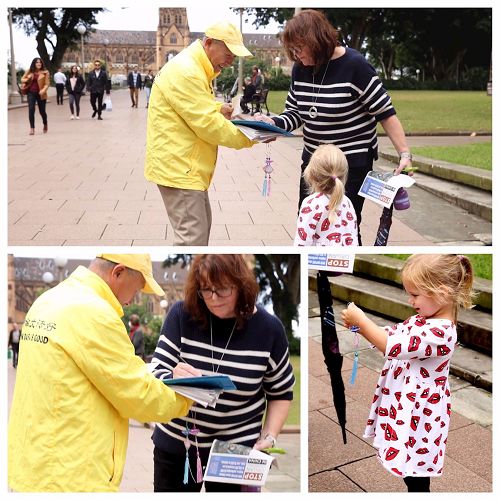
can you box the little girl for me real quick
[294,144,358,246]
[341,254,475,492]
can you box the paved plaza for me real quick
[9,88,491,247]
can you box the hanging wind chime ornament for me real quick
[262,143,274,196]
[350,326,360,385]
[182,421,203,484]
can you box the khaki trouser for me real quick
[157,185,212,246]
[129,87,139,106]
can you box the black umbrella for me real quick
[316,271,347,444]
[374,205,394,246]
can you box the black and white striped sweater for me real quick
[151,301,295,458]
[273,48,396,168]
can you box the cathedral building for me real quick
[64,8,290,78]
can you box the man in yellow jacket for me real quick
[145,21,256,246]
[8,254,195,492]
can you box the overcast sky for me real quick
[8,3,283,69]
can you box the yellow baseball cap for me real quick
[96,254,164,296]
[205,21,253,57]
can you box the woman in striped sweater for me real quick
[256,9,413,244]
[151,254,295,492]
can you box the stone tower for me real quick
[156,7,191,69]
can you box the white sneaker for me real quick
[76,116,80,120]
[70,115,75,120]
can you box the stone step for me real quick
[308,272,492,355]
[308,289,492,393]
[352,254,492,311]
[376,158,492,221]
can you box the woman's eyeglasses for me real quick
[198,287,234,300]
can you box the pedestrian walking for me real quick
[151,254,295,492]
[53,67,67,105]
[127,68,142,108]
[8,254,192,492]
[341,254,475,492]
[295,144,358,246]
[128,313,145,359]
[143,69,154,107]
[20,57,50,135]
[8,323,21,369]
[65,65,85,120]
[254,9,413,244]
[145,21,257,246]
[86,59,108,120]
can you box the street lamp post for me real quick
[416,68,420,82]
[237,8,244,95]
[77,24,86,76]
[103,38,109,73]
[275,56,281,77]
[53,256,68,283]
[8,8,22,105]
[42,272,55,287]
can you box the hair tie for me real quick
[331,175,337,182]
[457,254,466,263]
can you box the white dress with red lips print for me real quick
[363,314,457,478]
[294,192,358,246]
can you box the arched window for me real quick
[167,15,170,24]
[170,33,177,44]
[116,52,124,63]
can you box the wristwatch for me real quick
[399,151,413,161]
[260,432,277,447]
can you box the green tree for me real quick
[122,299,163,357]
[12,8,104,74]
[239,7,491,84]
[253,255,300,355]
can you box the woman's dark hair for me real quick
[70,65,80,76]
[282,9,340,72]
[29,57,45,73]
[184,254,259,329]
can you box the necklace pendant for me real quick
[308,106,318,119]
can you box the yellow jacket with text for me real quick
[145,40,254,191]
[8,266,191,492]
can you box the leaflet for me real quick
[204,440,274,486]
[308,253,355,274]
[358,171,415,208]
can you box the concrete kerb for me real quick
[379,151,492,191]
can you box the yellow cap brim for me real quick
[142,275,165,296]
[226,42,253,57]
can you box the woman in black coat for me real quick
[65,65,86,119]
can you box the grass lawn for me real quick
[412,142,492,171]
[267,90,491,134]
[286,354,300,426]
[385,254,492,280]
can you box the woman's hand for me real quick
[253,113,275,125]
[173,362,202,379]
[341,302,366,329]
[394,157,413,176]
[253,433,277,451]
